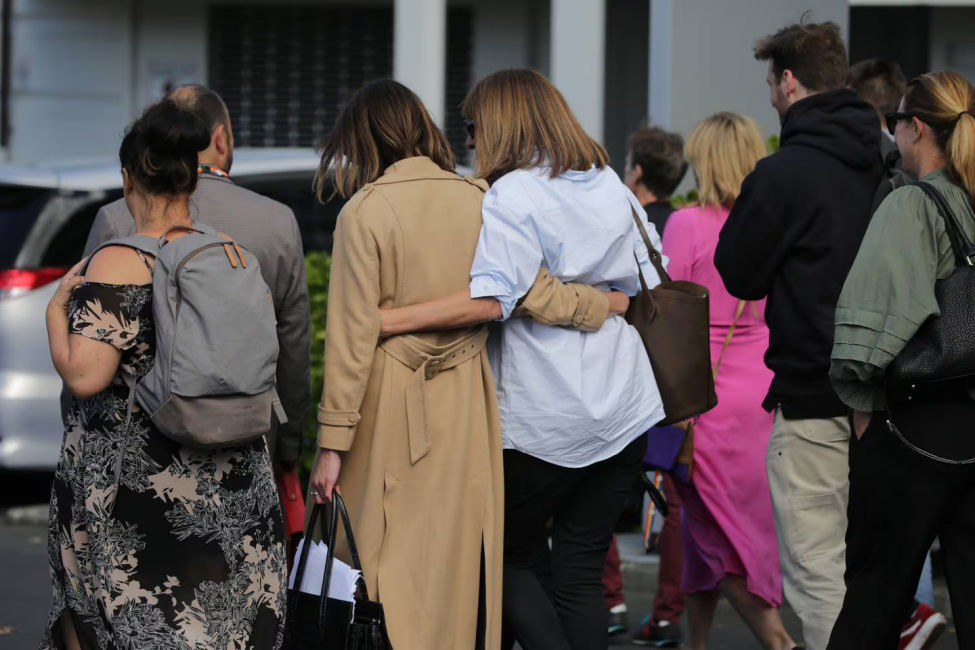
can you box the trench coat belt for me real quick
[379,327,489,464]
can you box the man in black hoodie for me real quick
[714,22,882,650]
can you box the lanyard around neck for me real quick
[198,164,230,179]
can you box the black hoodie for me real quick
[714,89,883,418]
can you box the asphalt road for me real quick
[0,472,960,649]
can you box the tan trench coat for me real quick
[313,156,609,649]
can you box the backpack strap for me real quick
[81,236,162,275]
[159,222,220,243]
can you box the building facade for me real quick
[0,0,970,172]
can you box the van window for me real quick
[235,173,345,252]
[41,192,123,267]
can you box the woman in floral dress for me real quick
[41,99,286,649]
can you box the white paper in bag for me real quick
[288,537,361,604]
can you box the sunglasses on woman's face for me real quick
[885,112,916,136]
[464,119,475,139]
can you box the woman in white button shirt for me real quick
[380,69,665,649]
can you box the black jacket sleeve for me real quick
[714,159,793,300]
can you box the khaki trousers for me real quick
[767,412,850,650]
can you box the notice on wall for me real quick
[146,61,202,104]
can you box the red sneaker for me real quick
[899,602,947,650]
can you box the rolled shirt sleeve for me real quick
[469,188,544,319]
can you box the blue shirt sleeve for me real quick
[469,186,544,320]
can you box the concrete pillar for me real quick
[550,0,606,141]
[394,0,446,126]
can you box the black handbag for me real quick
[885,181,975,463]
[283,494,393,649]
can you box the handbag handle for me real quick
[285,499,334,637]
[287,493,370,637]
[317,492,369,631]
[914,181,975,267]
[630,205,672,283]
[628,204,670,321]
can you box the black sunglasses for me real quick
[464,119,475,139]
[885,111,916,136]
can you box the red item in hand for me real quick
[275,467,307,538]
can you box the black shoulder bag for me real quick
[885,181,975,463]
[284,494,393,649]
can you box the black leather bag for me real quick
[885,181,975,463]
[283,495,393,650]
[626,207,717,425]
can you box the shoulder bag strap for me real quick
[630,204,671,283]
[712,300,747,379]
[915,181,975,266]
[80,236,161,275]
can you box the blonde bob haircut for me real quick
[685,112,767,208]
[461,69,609,184]
[315,79,454,200]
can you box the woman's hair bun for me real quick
[119,99,212,196]
[141,100,211,157]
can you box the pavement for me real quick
[0,474,960,649]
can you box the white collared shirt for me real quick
[469,165,666,467]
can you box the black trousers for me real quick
[827,407,975,649]
[500,434,646,650]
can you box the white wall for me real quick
[471,0,549,83]
[8,0,208,163]
[650,0,849,152]
[133,0,207,110]
[9,0,134,163]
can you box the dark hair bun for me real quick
[143,100,211,157]
[119,99,211,196]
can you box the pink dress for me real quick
[661,205,782,606]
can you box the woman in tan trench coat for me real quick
[308,80,628,649]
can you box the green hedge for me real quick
[302,251,330,473]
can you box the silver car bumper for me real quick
[0,282,63,470]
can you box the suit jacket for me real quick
[84,173,311,462]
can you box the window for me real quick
[209,4,472,160]
[235,172,344,253]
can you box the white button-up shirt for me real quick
[469,165,666,467]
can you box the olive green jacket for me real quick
[830,168,975,411]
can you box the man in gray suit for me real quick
[84,84,311,473]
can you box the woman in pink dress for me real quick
[662,112,796,650]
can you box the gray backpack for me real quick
[85,223,286,448]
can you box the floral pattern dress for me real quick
[42,282,287,650]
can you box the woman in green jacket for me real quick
[828,70,975,649]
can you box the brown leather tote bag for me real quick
[625,207,717,425]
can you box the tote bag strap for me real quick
[630,204,671,283]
